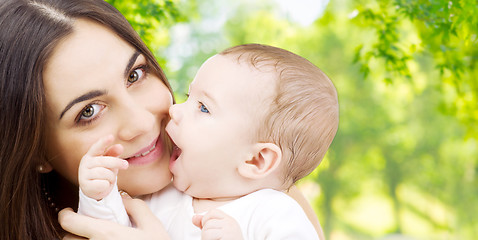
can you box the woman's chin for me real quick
[118,170,172,197]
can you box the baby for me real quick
[78,43,339,239]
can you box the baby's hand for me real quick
[192,209,244,240]
[78,135,128,201]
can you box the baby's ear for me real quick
[238,143,282,179]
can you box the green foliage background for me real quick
[106,0,477,239]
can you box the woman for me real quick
[1,0,172,238]
[0,0,324,239]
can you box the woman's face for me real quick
[43,19,173,196]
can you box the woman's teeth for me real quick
[133,144,156,158]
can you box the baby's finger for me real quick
[201,209,227,227]
[85,135,115,157]
[84,156,128,170]
[202,218,222,231]
[201,228,222,240]
[87,179,112,191]
[84,167,117,183]
[192,214,204,229]
[200,209,244,240]
[105,143,124,157]
[82,179,114,198]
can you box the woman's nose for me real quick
[169,103,183,124]
[117,102,155,141]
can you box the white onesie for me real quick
[78,184,319,239]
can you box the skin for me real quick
[165,54,318,239]
[166,54,279,202]
[43,19,173,197]
[79,135,128,200]
[60,196,169,240]
[52,19,325,240]
[60,188,326,240]
[167,54,279,239]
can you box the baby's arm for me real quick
[79,135,127,200]
[193,209,244,240]
[77,135,131,226]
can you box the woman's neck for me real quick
[47,171,79,211]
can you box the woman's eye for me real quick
[127,67,145,84]
[199,102,209,113]
[79,104,102,121]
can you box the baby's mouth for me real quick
[170,145,181,162]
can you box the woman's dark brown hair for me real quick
[0,0,171,238]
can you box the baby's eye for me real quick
[127,67,145,84]
[199,102,209,113]
[78,104,103,121]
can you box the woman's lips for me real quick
[126,136,163,165]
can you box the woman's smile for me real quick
[41,19,173,196]
[126,134,164,165]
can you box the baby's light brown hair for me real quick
[220,44,339,187]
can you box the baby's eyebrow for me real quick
[202,91,216,106]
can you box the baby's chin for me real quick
[171,177,188,193]
[174,178,213,199]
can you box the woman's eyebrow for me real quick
[60,51,141,120]
[124,51,141,77]
[58,51,142,120]
[59,90,107,120]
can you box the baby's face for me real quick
[166,54,276,198]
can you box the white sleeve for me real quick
[259,206,319,239]
[254,192,319,239]
[77,182,131,227]
[220,189,319,239]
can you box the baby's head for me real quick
[166,43,338,199]
[220,44,339,188]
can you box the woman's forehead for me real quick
[42,19,136,115]
[46,19,134,71]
